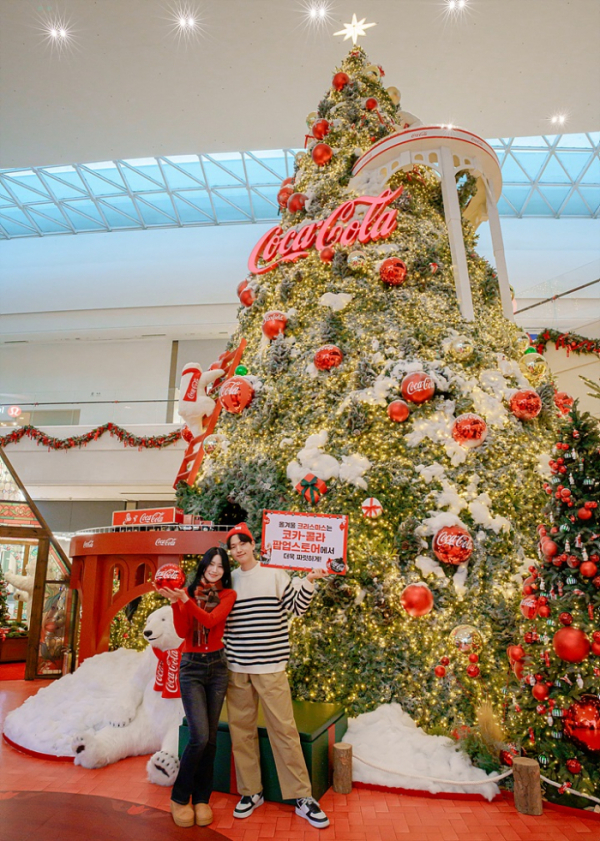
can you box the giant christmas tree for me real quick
[177,48,557,730]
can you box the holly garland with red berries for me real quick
[0,422,183,451]
[508,401,600,805]
[536,328,600,359]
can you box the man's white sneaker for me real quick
[295,797,330,829]
[233,792,264,819]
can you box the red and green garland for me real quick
[536,329,600,358]
[0,422,184,451]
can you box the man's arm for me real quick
[280,569,327,617]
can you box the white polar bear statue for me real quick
[178,361,225,438]
[5,569,35,603]
[3,606,185,786]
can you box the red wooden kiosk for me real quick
[70,527,226,663]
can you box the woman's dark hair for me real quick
[187,547,232,595]
[226,532,254,550]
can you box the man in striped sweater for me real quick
[224,523,330,830]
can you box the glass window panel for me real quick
[580,156,600,185]
[511,151,548,180]
[538,186,572,213]
[98,200,140,228]
[587,131,600,146]
[176,191,215,220]
[172,195,212,223]
[62,204,106,230]
[502,186,532,213]
[79,166,126,196]
[500,154,527,182]
[249,188,279,219]
[538,155,572,184]
[161,160,205,190]
[135,194,177,225]
[555,151,592,181]
[164,158,205,186]
[120,164,165,192]
[63,198,105,223]
[511,136,549,148]
[243,155,286,183]
[201,157,245,188]
[522,190,553,215]
[561,191,591,215]
[556,134,593,149]
[28,206,71,233]
[0,211,36,236]
[0,194,16,207]
[2,175,50,202]
[210,190,251,221]
[578,187,600,214]
[497,196,516,216]
[40,168,87,198]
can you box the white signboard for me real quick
[261,510,348,575]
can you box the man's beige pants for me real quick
[227,670,312,801]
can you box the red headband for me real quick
[226,522,254,543]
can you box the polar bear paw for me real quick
[72,732,105,769]
[147,750,179,786]
[107,703,138,728]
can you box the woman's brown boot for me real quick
[195,803,213,826]
[170,800,195,827]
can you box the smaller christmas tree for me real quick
[0,566,11,627]
[508,401,600,805]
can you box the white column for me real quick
[484,180,515,321]
[439,146,474,321]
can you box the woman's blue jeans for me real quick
[171,649,229,805]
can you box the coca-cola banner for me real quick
[112,507,183,527]
[261,510,348,575]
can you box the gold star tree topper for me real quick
[334,13,376,45]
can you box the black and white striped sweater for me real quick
[224,563,315,673]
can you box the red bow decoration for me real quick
[153,645,183,698]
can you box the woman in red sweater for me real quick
[157,547,236,829]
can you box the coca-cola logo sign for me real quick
[181,365,201,402]
[433,525,473,565]
[401,372,435,405]
[155,537,177,547]
[248,187,403,275]
[83,539,94,548]
[140,512,166,524]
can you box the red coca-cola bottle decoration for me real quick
[433,525,473,565]
[401,372,435,405]
[155,563,186,590]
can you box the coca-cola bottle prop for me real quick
[507,403,600,806]
[176,48,556,731]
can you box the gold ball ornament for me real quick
[347,251,367,270]
[364,64,381,81]
[386,86,401,106]
[450,624,483,654]
[306,111,318,128]
[446,336,474,362]
[519,352,549,386]
[514,332,532,357]
[203,435,219,454]
[295,151,306,167]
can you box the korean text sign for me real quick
[261,510,348,574]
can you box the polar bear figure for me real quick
[3,606,185,786]
[5,570,35,603]
[72,606,184,785]
[178,361,225,438]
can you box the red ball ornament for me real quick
[510,390,543,421]
[532,682,550,701]
[387,400,410,423]
[401,372,435,404]
[312,119,331,140]
[219,376,254,414]
[181,426,194,443]
[559,612,573,626]
[538,604,551,618]
[578,507,593,521]
[365,97,378,110]
[592,641,600,656]
[553,627,591,663]
[566,758,582,774]
[564,696,600,752]
[262,310,287,340]
[466,665,480,678]
[379,257,408,286]
[320,246,335,262]
[593,631,600,643]
[287,192,308,213]
[314,345,343,371]
[332,72,350,91]
[277,184,294,209]
[554,392,574,415]
[312,143,333,167]
[508,644,525,663]
[433,525,473,565]
[451,414,488,449]
[540,538,558,557]
[281,176,294,187]
[155,563,186,590]
[594,576,600,589]
[580,561,599,578]
[237,279,256,308]
[520,596,539,620]
[400,583,434,617]
[434,665,446,678]
[440,656,450,666]
[468,653,479,663]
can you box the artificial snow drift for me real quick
[345,703,500,801]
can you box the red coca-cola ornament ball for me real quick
[237,279,256,308]
[401,372,435,405]
[262,311,287,340]
[400,583,434,617]
[566,758,582,774]
[520,596,539,620]
[379,257,408,286]
[312,119,330,140]
[387,399,410,423]
[332,71,350,91]
[155,563,186,591]
[287,192,308,213]
[219,376,255,414]
[510,390,543,421]
[553,627,591,663]
[277,184,294,209]
[564,696,600,752]
[433,525,473,565]
[312,143,333,167]
[451,414,488,449]
[314,345,343,371]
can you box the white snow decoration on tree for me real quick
[318,292,354,311]
[286,431,340,486]
[434,481,469,515]
[452,563,470,596]
[344,703,500,800]
[415,554,448,582]
[415,462,447,484]
[417,512,469,537]
[536,452,552,477]
[306,362,320,378]
[245,375,264,392]
[495,353,530,388]
[468,496,511,534]
[344,375,395,407]
[339,454,372,490]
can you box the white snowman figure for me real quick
[177,361,225,438]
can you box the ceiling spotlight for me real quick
[168,3,203,43]
[41,15,75,55]
[551,114,567,126]
[444,0,469,15]
[301,1,334,31]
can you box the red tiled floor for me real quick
[2,679,600,840]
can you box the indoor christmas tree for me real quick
[508,401,600,804]
[0,566,10,627]
[176,48,557,732]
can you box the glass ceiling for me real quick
[0,133,598,239]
